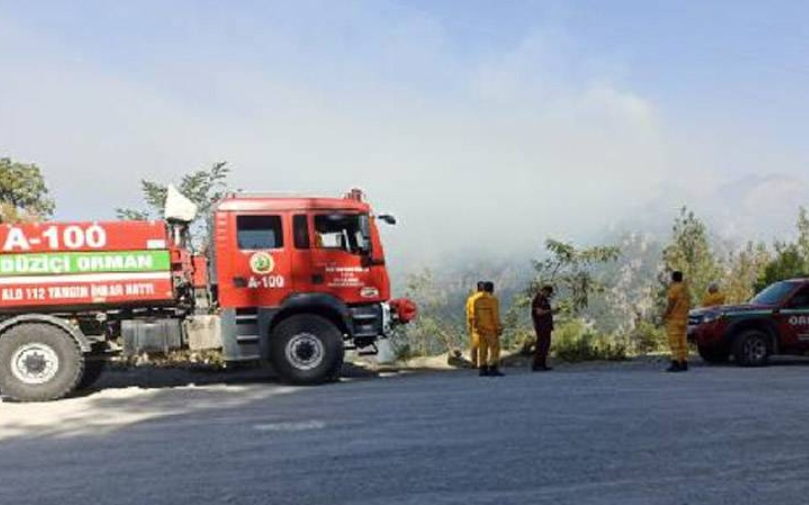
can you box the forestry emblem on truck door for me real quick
[249,252,275,274]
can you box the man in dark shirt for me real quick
[531,285,556,372]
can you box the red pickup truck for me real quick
[688,278,809,366]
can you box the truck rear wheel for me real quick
[270,315,344,385]
[0,323,84,402]
[732,330,771,367]
[698,345,730,364]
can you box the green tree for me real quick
[117,162,230,247]
[391,268,465,358]
[755,242,806,292]
[661,207,721,305]
[797,206,809,271]
[506,239,620,355]
[725,241,770,303]
[0,157,56,222]
[751,208,809,292]
[525,239,621,316]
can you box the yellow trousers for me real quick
[469,332,480,367]
[478,332,500,367]
[667,322,688,362]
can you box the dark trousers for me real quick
[533,328,552,367]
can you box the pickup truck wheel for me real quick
[270,315,344,385]
[697,345,730,364]
[0,323,84,402]
[732,330,771,367]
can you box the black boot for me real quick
[665,360,682,373]
[680,360,689,372]
[479,366,490,377]
[489,366,504,377]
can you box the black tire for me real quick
[76,357,106,390]
[0,323,84,402]
[270,315,344,385]
[698,345,730,364]
[732,329,771,367]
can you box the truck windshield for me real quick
[314,213,370,254]
[750,281,801,305]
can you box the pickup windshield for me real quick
[750,281,801,306]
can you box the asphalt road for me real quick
[3,359,809,505]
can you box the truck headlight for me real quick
[702,312,723,324]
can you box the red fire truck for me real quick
[0,189,416,402]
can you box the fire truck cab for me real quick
[209,190,406,381]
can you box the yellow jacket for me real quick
[701,291,726,307]
[666,282,691,324]
[465,292,483,333]
[471,292,502,336]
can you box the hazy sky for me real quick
[1,0,808,268]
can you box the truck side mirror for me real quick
[377,214,397,225]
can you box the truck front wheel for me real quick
[732,330,771,367]
[270,315,344,385]
[0,323,84,402]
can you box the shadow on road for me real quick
[72,361,390,398]
[6,354,809,444]
[68,352,809,399]
[1,361,390,441]
[686,355,809,369]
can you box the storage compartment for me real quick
[184,315,223,351]
[122,319,183,356]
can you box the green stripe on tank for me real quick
[0,250,171,276]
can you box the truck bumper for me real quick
[688,322,726,348]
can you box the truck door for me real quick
[289,214,316,293]
[309,213,371,301]
[779,285,809,348]
[221,213,291,309]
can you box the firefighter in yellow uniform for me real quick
[664,271,691,372]
[465,281,486,368]
[701,282,726,308]
[472,281,504,377]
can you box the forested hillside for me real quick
[3,157,808,362]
